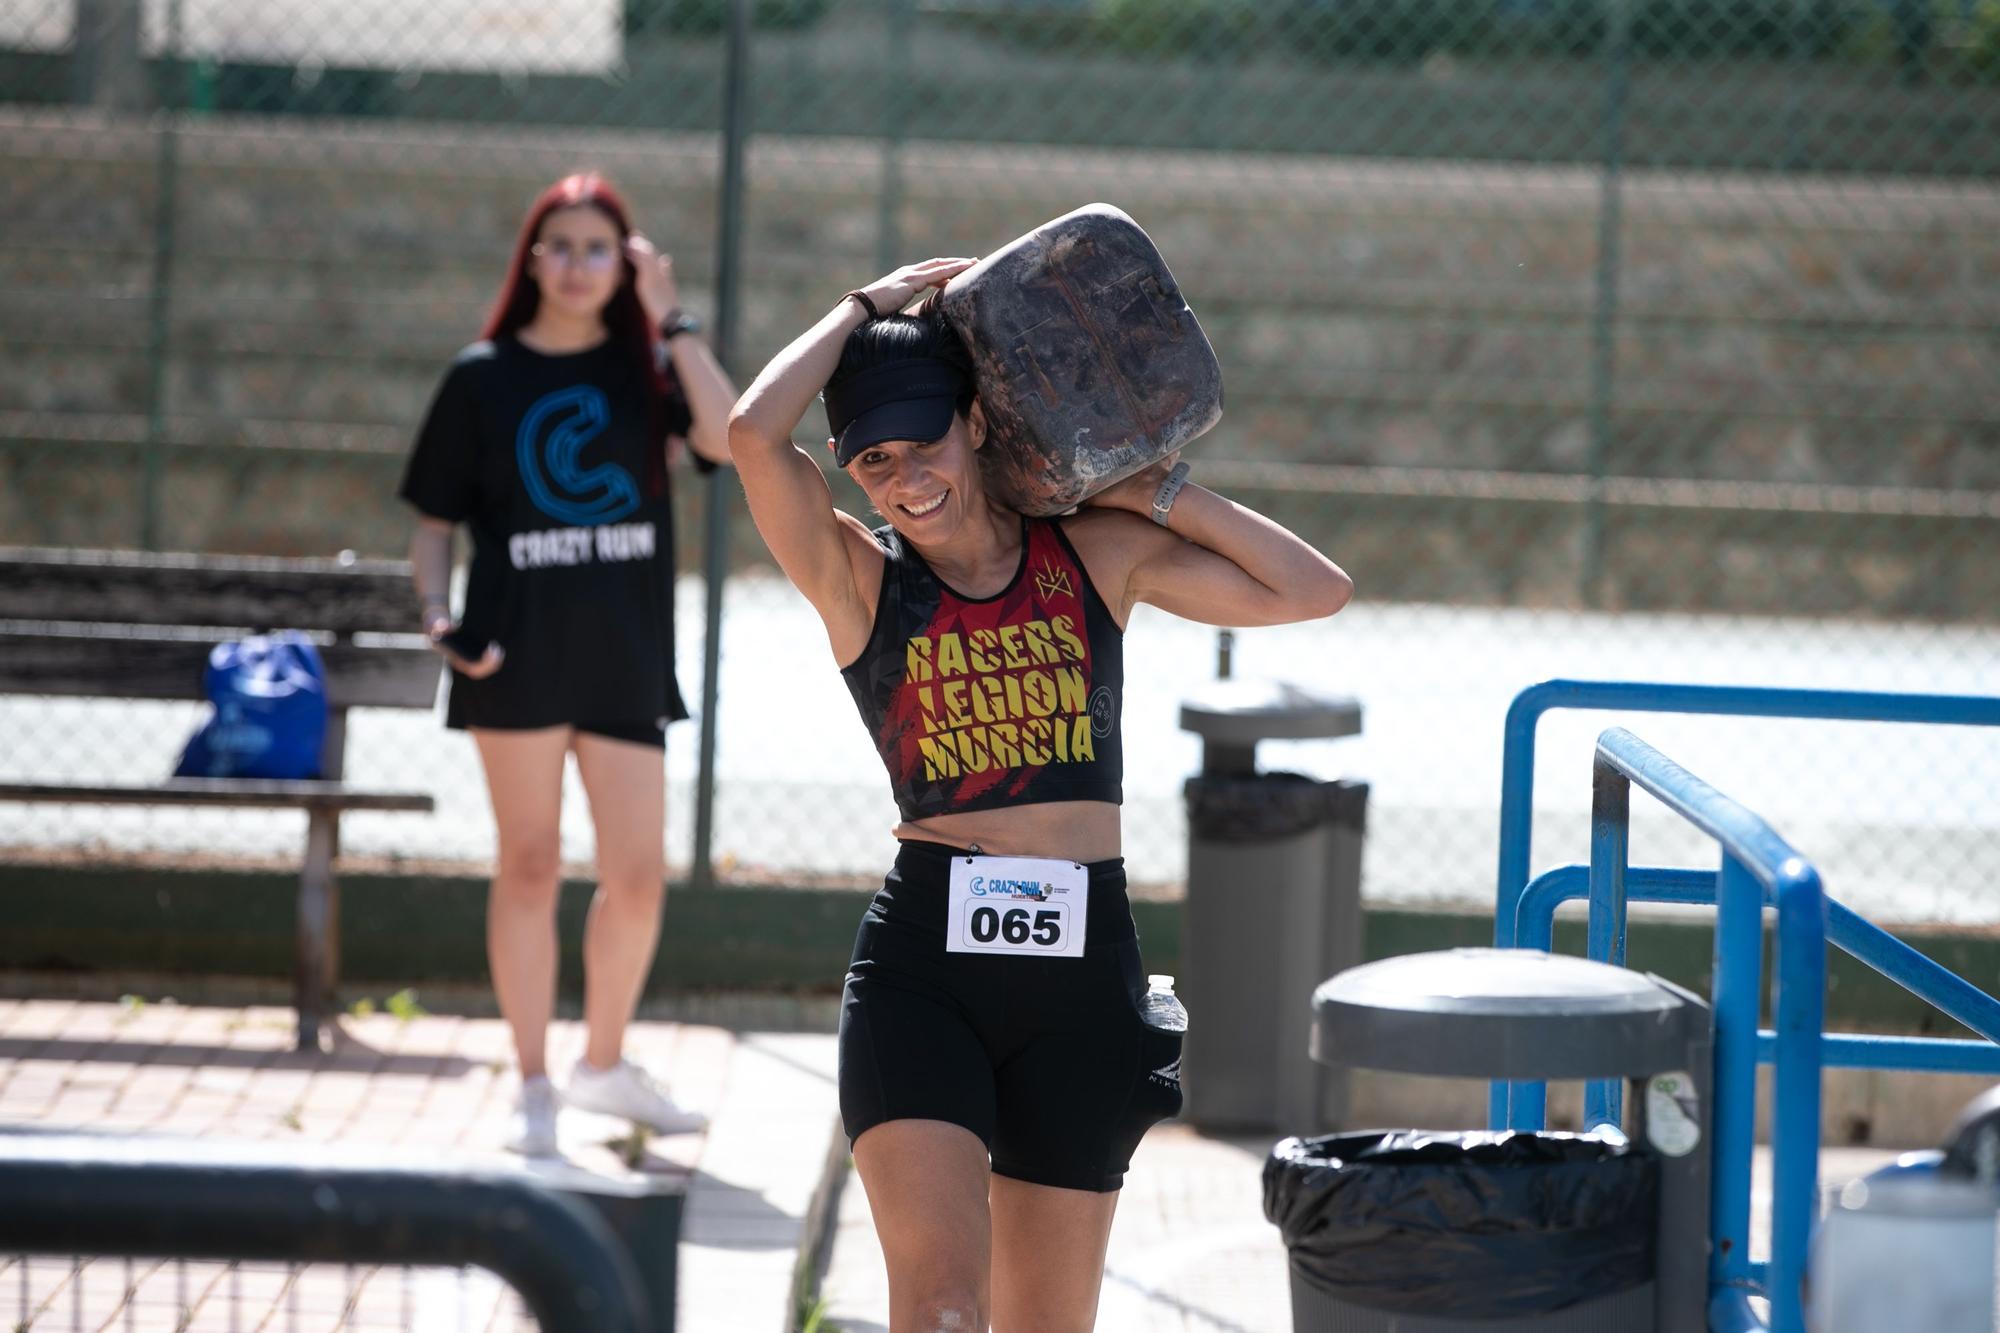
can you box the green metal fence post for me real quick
[691,0,753,893]
[1581,0,1632,609]
[875,0,914,274]
[139,0,187,552]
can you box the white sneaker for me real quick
[564,1059,708,1135]
[506,1075,561,1157]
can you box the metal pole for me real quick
[1709,852,1763,1295]
[1780,0,1810,172]
[874,0,914,274]
[139,0,186,551]
[1768,859,1826,1333]
[1580,0,1631,608]
[691,0,752,893]
[0,1139,652,1333]
[1583,755,1631,1130]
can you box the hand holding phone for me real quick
[427,622,505,679]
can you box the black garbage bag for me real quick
[1262,1130,1657,1320]
[1185,772,1367,842]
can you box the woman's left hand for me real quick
[1085,451,1182,518]
[627,233,682,328]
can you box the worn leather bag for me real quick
[938,202,1223,516]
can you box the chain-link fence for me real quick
[1,0,1995,923]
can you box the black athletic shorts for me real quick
[465,719,667,749]
[837,839,1186,1193]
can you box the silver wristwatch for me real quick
[1150,461,1192,526]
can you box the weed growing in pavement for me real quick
[614,1123,652,1169]
[385,989,427,1022]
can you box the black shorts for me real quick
[837,840,1185,1193]
[463,719,667,749]
[575,719,667,749]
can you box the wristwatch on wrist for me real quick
[659,308,701,339]
[1150,461,1192,526]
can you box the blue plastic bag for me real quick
[174,632,329,780]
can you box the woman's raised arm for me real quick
[726,258,973,629]
[628,233,736,465]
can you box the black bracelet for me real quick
[659,308,701,339]
[842,289,881,321]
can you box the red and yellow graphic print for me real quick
[880,523,1098,808]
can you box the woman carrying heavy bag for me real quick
[726,254,1352,1331]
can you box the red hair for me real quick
[482,172,682,478]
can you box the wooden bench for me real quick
[0,546,442,1050]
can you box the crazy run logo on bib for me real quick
[516,385,640,526]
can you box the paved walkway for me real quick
[0,997,841,1333]
[0,994,1923,1333]
[817,1126,1295,1333]
[818,1125,1906,1333]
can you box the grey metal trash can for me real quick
[1280,948,1715,1332]
[1179,679,1365,1133]
[1808,1086,2000,1333]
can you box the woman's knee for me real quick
[594,866,664,911]
[493,835,563,905]
[883,1234,986,1330]
[908,1289,984,1333]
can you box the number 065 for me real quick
[969,905,1063,947]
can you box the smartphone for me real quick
[437,627,495,662]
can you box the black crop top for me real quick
[840,518,1124,822]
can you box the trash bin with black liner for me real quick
[1264,948,1716,1331]
[1264,1129,1659,1330]
[1178,679,1366,1134]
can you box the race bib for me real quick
[946,855,1088,959]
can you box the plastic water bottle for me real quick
[1141,974,1188,1032]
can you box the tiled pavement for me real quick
[0,997,841,1332]
[816,1126,1906,1333]
[817,1124,1296,1333]
[0,995,1917,1333]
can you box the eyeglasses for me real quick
[531,239,620,272]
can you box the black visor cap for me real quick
[824,358,968,466]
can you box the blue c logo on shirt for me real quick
[516,386,641,526]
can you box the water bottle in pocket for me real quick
[1137,973,1187,1121]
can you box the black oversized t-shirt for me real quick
[398,336,705,732]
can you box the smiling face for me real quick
[843,402,990,541]
[527,204,626,323]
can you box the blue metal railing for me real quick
[1495,681,2000,958]
[1509,864,2000,1097]
[1578,729,1826,1333]
[1489,681,2000,1333]
[1494,678,2000,1132]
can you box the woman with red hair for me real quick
[399,173,735,1157]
